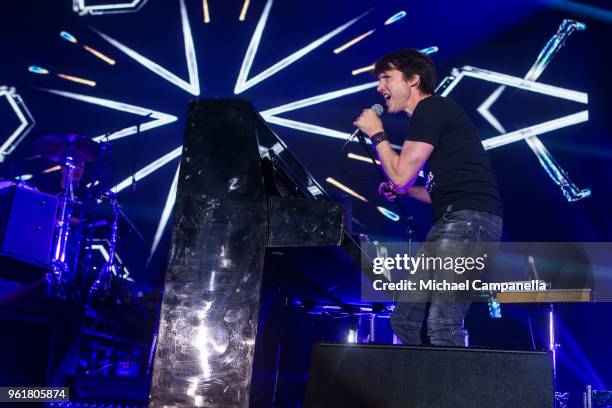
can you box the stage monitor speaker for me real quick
[0,185,57,275]
[304,343,553,408]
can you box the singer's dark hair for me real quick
[374,49,436,95]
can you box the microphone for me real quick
[344,104,384,150]
[371,103,384,116]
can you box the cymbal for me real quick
[34,134,99,163]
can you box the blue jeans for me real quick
[390,209,503,346]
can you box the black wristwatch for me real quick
[371,131,388,147]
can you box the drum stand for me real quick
[49,155,77,297]
[88,192,120,300]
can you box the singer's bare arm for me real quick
[375,139,433,191]
[353,108,433,191]
[406,185,432,203]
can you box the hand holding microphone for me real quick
[352,104,384,139]
[342,104,384,150]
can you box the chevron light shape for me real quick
[476,19,590,201]
[41,88,177,142]
[0,86,36,162]
[439,65,590,201]
[477,85,506,134]
[477,19,586,134]
[234,0,371,94]
[93,0,200,95]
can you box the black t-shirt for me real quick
[405,96,503,220]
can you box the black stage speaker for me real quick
[0,185,57,271]
[305,343,553,408]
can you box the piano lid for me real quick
[249,106,374,306]
[254,109,328,200]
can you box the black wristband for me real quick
[371,131,388,147]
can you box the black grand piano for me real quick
[148,99,375,408]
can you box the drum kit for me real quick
[28,132,144,301]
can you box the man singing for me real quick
[353,49,503,346]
